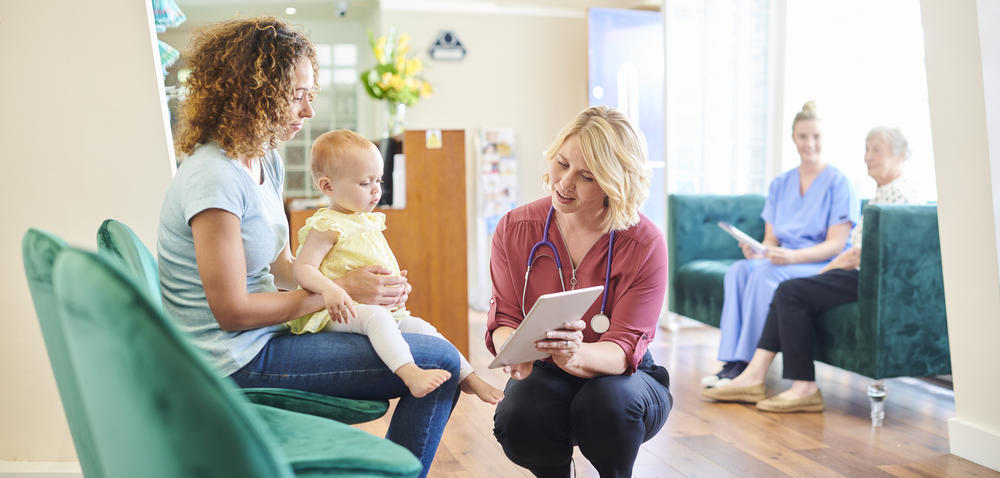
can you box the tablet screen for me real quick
[489,286,604,369]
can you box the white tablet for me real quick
[717,221,767,255]
[488,286,604,369]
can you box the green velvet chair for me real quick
[667,195,951,425]
[39,240,423,477]
[22,229,105,477]
[96,219,389,425]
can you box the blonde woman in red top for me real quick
[487,106,671,478]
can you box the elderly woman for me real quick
[487,106,672,477]
[704,101,859,387]
[157,17,459,477]
[703,127,920,412]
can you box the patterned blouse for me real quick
[850,175,921,248]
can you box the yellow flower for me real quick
[388,74,405,91]
[362,28,431,105]
[405,58,422,76]
[374,36,387,64]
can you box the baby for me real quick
[288,129,504,403]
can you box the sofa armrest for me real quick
[667,194,766,310]
[857,204,950,378]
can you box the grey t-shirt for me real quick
[157,143,288,376]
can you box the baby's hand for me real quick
[323,288,356,323]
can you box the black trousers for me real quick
[493,352,671,478]
[757,269,859,381]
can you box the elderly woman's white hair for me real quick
[542,106,652,232]
[866,126,910,160]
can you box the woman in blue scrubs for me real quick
[703,101,859,387]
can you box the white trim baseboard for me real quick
[949,417,1000,471]
[0,461,81,478]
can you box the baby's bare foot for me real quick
[460,373,505,404]
[396,363,451,398]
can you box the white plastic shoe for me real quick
[702,373,721,388]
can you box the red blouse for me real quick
[486,197,668,374]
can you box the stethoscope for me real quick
[522,206,614,334]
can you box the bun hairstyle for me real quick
[792,100,819,131]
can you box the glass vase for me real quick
[384,101,406,139]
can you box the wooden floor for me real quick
[356,311,998,477]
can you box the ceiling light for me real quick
[285,7,296,15]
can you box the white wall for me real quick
[380,5,590,207]
[0,0,174,462]
[379,4,591,310]
[920,0,1000,471]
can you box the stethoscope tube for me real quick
[522,206,614,333]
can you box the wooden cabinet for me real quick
[288,129,469,356]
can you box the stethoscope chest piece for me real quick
[590,313,610,334]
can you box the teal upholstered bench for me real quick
[667,194,951,425]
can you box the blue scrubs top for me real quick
[761,165,859,251]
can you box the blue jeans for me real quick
[230,331,462,478]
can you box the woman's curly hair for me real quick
[175,16,318,159]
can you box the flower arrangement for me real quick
[360,29,433,106]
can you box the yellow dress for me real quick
[286,208,410,334]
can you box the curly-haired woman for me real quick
[157,17,459,477]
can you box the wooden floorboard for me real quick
[351,311,999,478]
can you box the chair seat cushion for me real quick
[250,404,422,477]
[242,388,388,425]
[674,259,739,327]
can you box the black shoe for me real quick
[721,361,749,379]
[702,361,740,387]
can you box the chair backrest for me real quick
[96,219,162,308]
[22,229,105,478]
[51,248,294,478]
[666,193,767,310]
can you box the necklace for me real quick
[555,223,579,289]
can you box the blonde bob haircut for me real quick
[542,106,651,232]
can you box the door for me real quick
[588,8,665,232]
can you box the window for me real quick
[665,0,774,195]
[665,0,935,200]
[782,0,935,200]
[281,43,360,199]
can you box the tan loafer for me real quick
[756,390,824,413]
[701,382,766,403]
